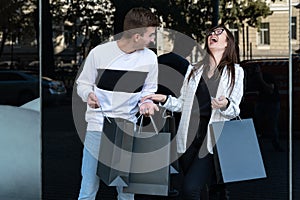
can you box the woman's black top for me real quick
[195,68,221,118]
[190,68,221,148]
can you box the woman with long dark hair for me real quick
[142,24,244,199]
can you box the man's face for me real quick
[137,27,156,49]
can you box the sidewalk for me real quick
[42,104,299,200]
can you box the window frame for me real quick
[291,16,297,40]
[258,22,270,46]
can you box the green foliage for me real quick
[0,0,274,51]
[243,0,273,27]
[0,0,36,45]
[0,0,36,62]
[51,0,114,44]
[219,0,273,29]
[118,0,273,42]
[150,0,213,42]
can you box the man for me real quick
[76,7,160,200]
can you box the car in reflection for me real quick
[240,55,300,137]
[25,60,39,71]
[56,62,78,73]
[0,70,67,106]
[0,61,20,70]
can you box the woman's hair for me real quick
[190,24,239,93]
[123,7,160,38]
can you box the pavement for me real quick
[42,102,299,200]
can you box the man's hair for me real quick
[123,7,160,38]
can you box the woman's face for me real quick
[207,27,228,52]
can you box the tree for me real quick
[152,0,213,42]
[219,0,273,59]
[0,0,36,58]
[51,0,114,54]
[110,0,272,43]
[219,0,273,28]
[41,0,55,77]
[110,0,138,36]
[109,0,214,43]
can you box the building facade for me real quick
[235,0,300,60]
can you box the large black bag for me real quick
[123,116,171,196]
[210,118,267,183]
[97,117,135,187]
[161,111,179,174]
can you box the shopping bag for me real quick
[97,117,135,187]
[123,116,171,196]
[210,118,267,184]
[161,110,179,174]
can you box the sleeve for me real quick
[160,94,184,112]
[159,64,194,112]
[219,65,244,118]
[141,53,158,97]
[76,49,98,102]
[138,53,158,106]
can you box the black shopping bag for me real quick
[210,118,266,183]
[123,116,171,196]
[97,117,134,187]
[161,111,179,174]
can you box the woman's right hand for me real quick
[141,94,168,103]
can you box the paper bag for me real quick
[97,117,134,187]
[210,118,267,183]
[124,116,171,196]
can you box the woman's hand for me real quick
[211,95,228,110]
[141,94,168,103]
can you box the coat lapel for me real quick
[176,66,203,153]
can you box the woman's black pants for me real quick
[179,118,215,200]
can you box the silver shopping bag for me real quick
[123,116,171,196]
[97,117,134,187]
[210,118,267,183]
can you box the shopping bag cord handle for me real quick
[136,114,159,134]
[99,105,111,123]
[236,115,242,121]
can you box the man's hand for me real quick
[87,92,100,108]
[139,102,159,117]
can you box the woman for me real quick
[142,24,244,199]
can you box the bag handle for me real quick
[136,114,159,135]
[99,105,112,123]
[162,95,174,119]
[229,97,242,121]
[92,85,112,123]
[92,97,111,123]
[231,115,242,121]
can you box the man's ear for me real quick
[133,33,140,42]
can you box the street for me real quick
[42,101,298,200]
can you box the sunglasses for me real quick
[206,28,225,36]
